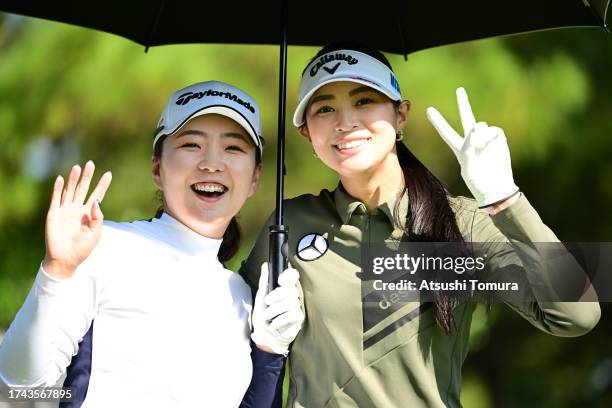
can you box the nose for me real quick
[335,107,359,133]
[197,148,224,172]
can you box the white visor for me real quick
[153,81,263,155]
[293,49,402,127]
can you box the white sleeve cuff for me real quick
[36,263,77,296]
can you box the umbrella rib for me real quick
[145,0,166,52]
[395,0,409,59]
[582,0,610,32]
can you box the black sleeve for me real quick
[239,342,286,408]
[60,321,94,408]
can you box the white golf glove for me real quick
[426,87,519,208]
[251,262,304,355]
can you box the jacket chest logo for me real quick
[296,233,328,261]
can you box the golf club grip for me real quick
[268,225,289,289]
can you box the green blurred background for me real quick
[0,13,610,407]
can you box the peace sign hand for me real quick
[426,87,519,208]
[43,161,112,279]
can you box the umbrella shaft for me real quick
[269,0,289,289]
[275,0,288,226]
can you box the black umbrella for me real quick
[0,0,609,287]
[0,1,608,51]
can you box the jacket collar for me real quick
[332,182,408,231]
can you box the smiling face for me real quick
[152,114,261,238]
[300,81,409,178]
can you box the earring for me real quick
[396,130,404,141]
[312,149,318,158]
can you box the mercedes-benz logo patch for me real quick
[296,233,328,261]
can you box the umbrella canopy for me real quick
[1,0,609,286]
[0,0,609,52]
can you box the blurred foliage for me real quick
[0,13,610,407]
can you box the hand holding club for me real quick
[252,262,304,355]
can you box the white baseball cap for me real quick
[293,49,403,127]
[153,81,263,155]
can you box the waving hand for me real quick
[43,161,112,278]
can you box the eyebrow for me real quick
[309,94,334,105]
[176,129,205,138]
[348,85,376,96]
[309,85,377,105]
[223,132,252,145]
[175,129,251,144]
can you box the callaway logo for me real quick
[176,90,256,114]
[296,233,329,261]
[310,53,358,77]
[323,62,341,75]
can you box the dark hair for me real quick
[305,43,465,335]
[153,131,260,264]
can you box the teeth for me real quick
[193,183,225,193]
[337,138,370,150]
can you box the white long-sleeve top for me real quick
[0,213,253,407]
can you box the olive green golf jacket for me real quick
[240,185,600,407]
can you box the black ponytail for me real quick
[153,135,166,220]
[395,141,464,335]
[218,217,241,263]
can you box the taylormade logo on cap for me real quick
[153,81,263,154]
[293,49,403,127]
[176,90,256,114]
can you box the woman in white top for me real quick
[0,81,303,407]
